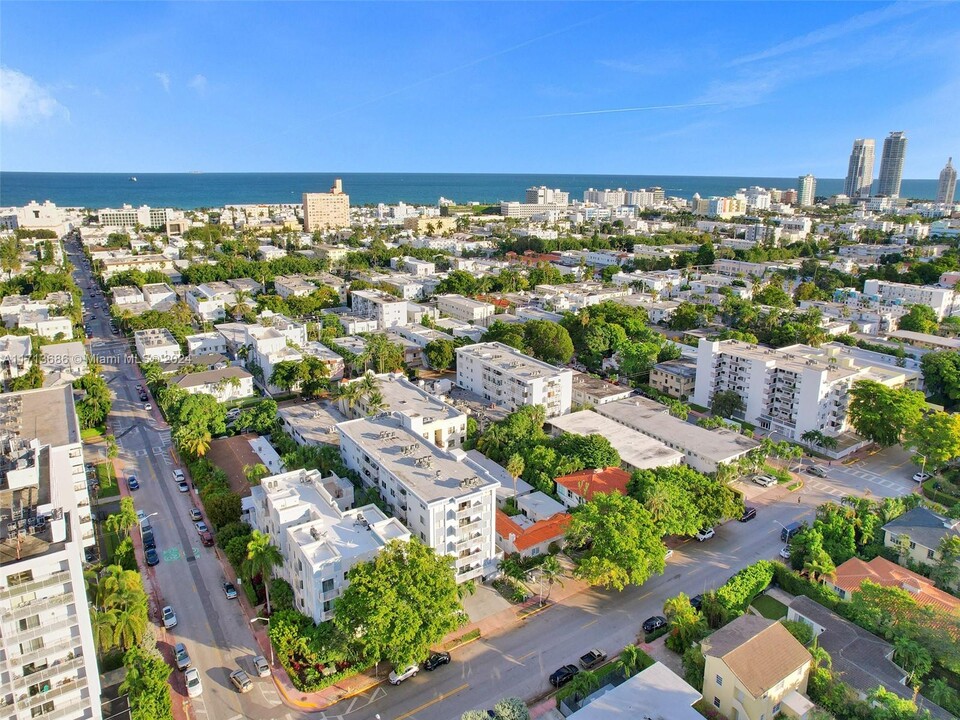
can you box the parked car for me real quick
[913,471,932,483]
[695,527,715,542]
[174,643,191,670]
[200,531,215,547]
[807,465,828,478]
[753,475,777,488]
[388,664,419,685]
[423,652,451,671]
[145,548,160,566]
[223,582,238,599]
[780,546,792,560]
[173,469,186,482]
[141,529,156,550]
[162,605,177,629]
[780,522,804,542]
[229,669,253,693]
[579,649,607,669]
[177,481,190,493]
[642,616,667,633]
[185,668,203,698]
[252,655,271,677]
[664,549,674,561]
[189,508,202,522]
[144,403,152,411]
[689,594,703,611]
[195,522,208,534]
[549,664,579,688]
[136,510,146,522]
[739,506,757,522]
[127,476,140,491]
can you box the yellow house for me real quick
[882,507,960,588]
[701,614,813,720]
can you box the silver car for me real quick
[162,605,177,629]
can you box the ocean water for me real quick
[0,171,940,209]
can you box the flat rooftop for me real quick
[547,410,683,470]
[362,373,463,423]
[7,385,80,448]
[457,341,569,379]
[571,372,633,400]
[339,415,499,504]
[596,397,759,462]
[277,400,347,446]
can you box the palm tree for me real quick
[142,361,164,388]
[565,669,600,703]
[616,644,647,678]
[243,530,284,614]
[90,607,118,653]
[243,463,269,485]
[534,555,564,605]
[358,371,380,396]
[365,389,386,415]
[804,550,836,583]
[337,381,363,415]
[176,426,212,458]
[506,454,525,499]
[110,595,149,650]
[809,643,832,671]
[96,566,143,608]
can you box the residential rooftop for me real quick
[457,341,571,380]
[547,410,683,470]
[571,372,634,401]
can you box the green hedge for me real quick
[716,560,775,615]
[771,563,840,610]
[922,479,959,509]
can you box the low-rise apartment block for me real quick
[247,468,408,622]
[338,415,501,583]
[436,294,495,325]
[456,342,573,418]
[185,332,228,356]
[0,386,102,720]
[570,372,633,407]
[350,290,408,329]
[172,366,255,403]
[862,278,959,320]
[649,357,697,399]
[134,328,182,362]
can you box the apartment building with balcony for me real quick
[0,386,101,720]
[335,373,467,450]
[692,339,919,444]
[350,290,408,329]
[455,342,573,419]
[861,279,959,320]
[435,294,495,325]
[338,415,501,583]
[247,468,408,623]
[133,327,182,363]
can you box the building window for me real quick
[713,697,721,709]
[909,541,916,550]
[321,578,334,593]
[927,549,935,559]
[773,702,781,714]
[715,675,723,686]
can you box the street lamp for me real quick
[250,616,274,666]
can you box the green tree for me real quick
[481,319,526,350]
[663,593,707,653]
[780,619,813,646]
[243,530,284,613]
[364,333,405,374]
[848,380,927,446]
[104,497,138,538]
[931,535,960,590]
[491,698,530,720]
[235,399,278,434]
[505,454,524,499]
[175,392,227,436]
[175,425,212,458]
[616,644,650,677]
[244,463,270,485]
[753,283,794,308]
[628,465,742,532]
[120,646,174,720]
[898,304,939,334]
[333,539,461,667]
[424,338,456,371]
[904,411,960,471]
[668,302,702,331]
[522,320,574,365]
[205,491,242,529]
[894,636,932,684]
[711,389,744,419]
[920,351,960,406]
[73,372,112,429]
[681,645,705,690]
[566,492,667,591]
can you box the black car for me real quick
[739,506,757,522]
[423,652,451,671]
[549,664,579,688]
[127,476,140,491]
[642,615,667,633]
[145,548,160,566]
[141,530,156,550]
[690,594,704,611]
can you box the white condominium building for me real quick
[338,416,501,583]
[133,328,182,363]
[247,468,408,623]
[436,294,495,325]
[692,339,918,442]
[350,290,408,329]
[0,387,101,720]
[98,204,173,228]
[455,342,573,418]
[862,279,959,320]
[302,179,350,232]
[336,373,467,450]
[526,186,569,204]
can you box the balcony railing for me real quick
[19,655,86,689]
[456,532,484,547]
[12,615,78,644]
[11,636,79,668]
[1,592,72,621]
[0,571,71,600]
[16,673,87,711]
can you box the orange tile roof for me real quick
[831,556,960,614]
[555,467,631,501]
[495,510,571,552]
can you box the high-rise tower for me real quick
[937,157,957,204]
[798,174,816,206]
[843,139,875,198]
[876,131,908,197]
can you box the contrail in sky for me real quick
[531,102,720,119]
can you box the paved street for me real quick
[69,245,282,720]
[68,243,919,720]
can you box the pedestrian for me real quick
[798,494,802,504]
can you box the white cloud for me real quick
[188,74,207,94]
[0,66,68,125]
[154,72,171,92]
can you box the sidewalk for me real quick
[231,560,592,712]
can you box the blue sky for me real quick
[1,1,958,176]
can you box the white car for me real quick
[695,528,716,542]
[173,469,186,482]
[388,664,419,685]
[195,521,208,534]
[136,510,146,522]
[753,475,777,488]
[779,546,792,560]
[913,472,931,483]
[144,403,153,411]
[185,668,203,698]
[253,655,271,677]
[664,549,674,561]
[162,605,177,629]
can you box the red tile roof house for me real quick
[824,556,960,614]
[495,511,571,558]
[554,467,631,508]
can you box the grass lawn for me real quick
[95,463,120,498]
[752,594,787,620]
[103,529,121,563]
[81,426,105,441]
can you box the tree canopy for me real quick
[847,380,927,446]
